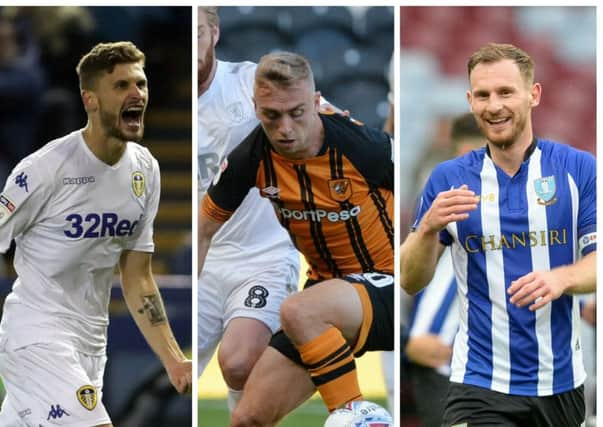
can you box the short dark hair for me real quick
[467,42,534,85]
[76,41,145,90]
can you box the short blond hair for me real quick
[199,7,219,29]
[468,42,535,85]
[255,51,314,90]
[76,41,145,90]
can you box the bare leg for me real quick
[279,279,364,345]
[219,317,272,411]
[230,347,315,427]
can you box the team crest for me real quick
[534,176,557,206]
[226,102,246,123]
[328,178,352,202]
[132,172,145,197]
[76,385,97,411]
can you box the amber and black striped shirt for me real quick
[201,113,394,280]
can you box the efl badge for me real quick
[76,385,97,411]
[534,176,557,206]
[328,178,352,202]
[0,194,15,227]
[132,172,145,197]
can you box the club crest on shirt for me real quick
[534,176,557,206]
[132,172,145,197]
[328,178,352,202]
[226,101,246,123]
[76,385,97,411]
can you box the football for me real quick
[324,401,393,426]
[324,408,355,427]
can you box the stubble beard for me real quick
[99,106,144,143]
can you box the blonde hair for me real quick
[255,51,314,90]
[468,42,534,85]
[76,41,144,90]
[199,7,219,29]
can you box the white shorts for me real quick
[0,340,110,426]
[197,258,298,375]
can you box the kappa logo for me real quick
[47,404,69,420]
[328,178,352,202]
[132,172,145,197]
[15,172,28,192]
[77,385,97,410]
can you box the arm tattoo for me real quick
[137,294,167,325]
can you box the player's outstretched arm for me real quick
[119,250,192,394]
[197,202,223,277]
[508,251,596,311]
[401,185,479,294]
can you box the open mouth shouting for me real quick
[121,104,145,131]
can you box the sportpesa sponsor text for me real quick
[275,205,361,222]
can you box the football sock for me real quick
[227,387,243,413]
[298,326,362,411]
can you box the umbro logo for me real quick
[261,186,280,198]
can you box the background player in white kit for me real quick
[198,7,299,411]
[0,41,192,427]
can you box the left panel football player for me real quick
[0,40,191,427]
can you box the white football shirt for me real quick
[0,130,160,355]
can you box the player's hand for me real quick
[405,335,452,368]
[166,358,193,394]
[419,185,479,235]
[508,271,567,311]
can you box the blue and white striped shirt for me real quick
[413,139,596,396]
[408,248,459,376]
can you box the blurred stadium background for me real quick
[198,6,393,426]
[399,6,596,427]
[0,6,192,426]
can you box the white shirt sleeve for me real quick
[125,155,160,253]
[0,158,51,253]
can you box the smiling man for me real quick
[0,41,191,427]
[401,43,595,427]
